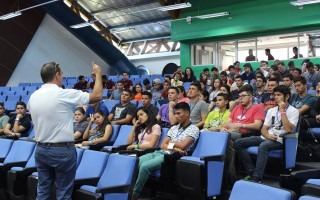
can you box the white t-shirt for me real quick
[261,105,299,143]
[28,84,89,143]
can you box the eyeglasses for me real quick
[238,94,251,98]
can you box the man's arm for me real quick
[261,124,277,141]
[220,118,232,131]
[242,120,263,131]
[169,102,177,125]
[108,113,114,121]
[89,63,103,104]
[195,113,207,128]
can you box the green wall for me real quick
[172,0,320,74]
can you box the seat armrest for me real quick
[96,184,131,194]
[74,177,100,187]
[291,169,320,181]
[20,167,37,177]
[282,132,298,138]
[200,154,225,162]
[1,161,27,171]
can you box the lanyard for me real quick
[189,99,199,113]
[173,122,192,140]
[219,111,226,124]
[139,129,147,144]
[237,105,252,123]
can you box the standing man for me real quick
[265,49,274,61]
[28,62,103,199]
[291,47,303,59]
[245,49,256,61]
[187,82,209,128]
[122,72,133,91]
[234,85,299,182]
[290,76,317,115]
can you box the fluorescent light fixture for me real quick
[195,12,229,19]
[158,2,191,11]
[0,11,22,20]
[0,0,59,20]
[111,27,135,34]
[70,22,93,29]
[290,0,320,6]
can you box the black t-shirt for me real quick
[8,115,31,137]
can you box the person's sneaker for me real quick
[243,175,252,181]
[252,176,262,183]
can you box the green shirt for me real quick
[204,109,230,128]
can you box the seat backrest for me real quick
[191,132,229,158]
[76,148,84,167]
[113,125,133,147]
[4,140,35,164]
[0,139,14,160]
[103,100,119,112]
[25,148,36,168]
[97,154,137,199]
[7,95,20,101]
[10,86,24,92]
[229,180,295,200]
[75,150,109,179]
[109,124,120,142]
[299,196,320,200]
[159,128,169,147]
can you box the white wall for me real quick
[7,14,108,86]
[130,55,180,75]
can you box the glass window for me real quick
[191,43,214,65]
[217,41,235,70]
[238,39,257,62]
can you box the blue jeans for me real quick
[234,136,282,179]
[35,145,77,200]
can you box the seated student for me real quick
[150,78,163,101]
[260,78,279,111]
[138,91,159,117]
[199,90,210,106]
[143,78,152,91]
[0,103,9,136]
[282,73,296,95]
[203,93,231,131]
[161,81,170,99]
[127,108,161,150]
[187,82,209,128]
[109,80,124,100]
[221,85,265,140]
[234,85,299,182]
[132,102,200,200]
[3,101,31,139]
[133,83,143,101]
[290,76,317,116]
[253,76,268,104]
[230,75,247,100]
[102,75,115,91]
[177,86,189,103]
[85,101,109,119]
[79,110,112,147]
[209,84,236,111]
[73,107,89,140]
[241,63,256,84]
[171,72,183,87]
[209,78,222,101]
[73,75,88,90]
[108,89,137,125]
[157,87,179,127]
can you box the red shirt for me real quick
[122,79,133,90]
[229,104,265,134]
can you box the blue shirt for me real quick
[85,101,109,118]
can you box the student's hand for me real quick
[220,127,228,132]
[134,120,141,128]
[278,101,286,112]
[89,114,95,123]
[169,101,176,109]
[127,145,135,150]
[266,134,277,141]
[81,141,90,146]
[174,147,187,155]
[228,123,241,132]
[16,114,23,119]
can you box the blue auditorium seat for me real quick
[0,139,14,162]
[7,148,37,199]
[183,82,192,91]
[4,101,17,111]
[176,131,229,199]
[247,119,301,170]
[24,86,38,93]
[18,83,30,87]
[302,178,320,198]
[308,90,316,96]
[10,86,24,93]
[101,125,133,152]
[0,96,6,102]
[103,100,119,112]
[2,91,16,96]
[102,89,108,98]
[17,91,28,96]
[109,124,120,143]
[229,180,296,200]
[300,195,320,200]
[7,95,20,102]
[74,154,138,200]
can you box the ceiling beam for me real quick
[90,0,158,15]
[108,17,171,30]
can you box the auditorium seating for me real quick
[301,178,320,198]
[0,139,14,162]
[229,180,296,200]
[74,154,138,200]
[6,148,37,200]
[247,118,301,171]
[300,195,320,200]
[176,131,229,199]
[101,125,133,152]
